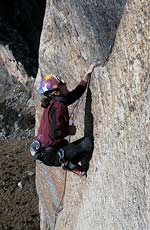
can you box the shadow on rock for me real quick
[84,83,94,169]
[0,0,46,77]
[71,0,127,60]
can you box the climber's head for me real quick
[38,74,67,97]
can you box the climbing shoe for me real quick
[63,164,87,177]
[71,165,87,177]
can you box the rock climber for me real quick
[30,63,99,176]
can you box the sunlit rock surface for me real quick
[35,0,149,229]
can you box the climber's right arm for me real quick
[66,63,97,105]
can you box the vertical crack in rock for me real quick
[35,0,149,229]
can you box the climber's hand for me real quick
[83,63,97,82]
[69,125,76,135]
[86,63,97,75]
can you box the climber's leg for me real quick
[62,137,93,170]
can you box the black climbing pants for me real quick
[62,136,93,171]
[40,137,93,172]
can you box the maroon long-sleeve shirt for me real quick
[37,80,87,146]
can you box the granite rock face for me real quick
[35,0,149,229]
[0,63,34,140]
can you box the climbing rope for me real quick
[69,75,92,124]
[53,169,67,230]
[53,59,110,228]
[53,78,91,230]
[50,59,111,228]
[69,97,84,123]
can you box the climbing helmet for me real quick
[38,74,65,95]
